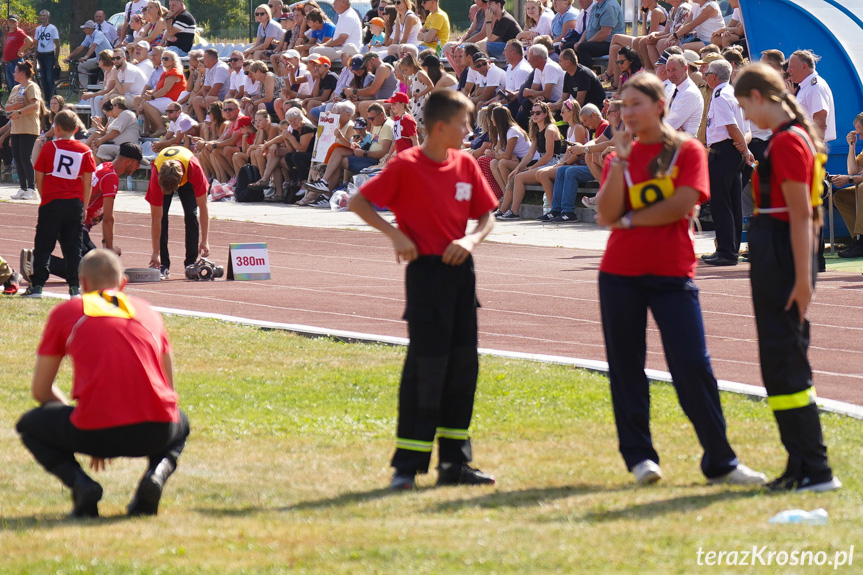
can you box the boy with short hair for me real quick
[23,110,97,298]
[349,90,498,490]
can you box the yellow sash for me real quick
[82,290,136,319]
[152,146,194,189]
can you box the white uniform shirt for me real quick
[796,71,836,142]
[35,24,59,54]
[666,76,704,137]
[535,60,565,103]
[705,81,745,145]
[505,57,533,92]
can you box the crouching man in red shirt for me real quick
[16,249,190,518]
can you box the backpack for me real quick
[234,164,264,203]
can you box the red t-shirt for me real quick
[157,67,187,101]
[33,139,97,205]
[3,29,28,61]
[594,120,610,139]
[599,138,709,278]
[85,162,119,231]
[393,113,417,153]
[37,293,179,430]
[145,155,209,207]
[751,126,814,223]
[360,147,498,256]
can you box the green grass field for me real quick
[0,298,860,574]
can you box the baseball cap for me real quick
[118,143,144,162]
[341,43,360,57]
[350,55,365,71]
[81,20,97,29]
[385,92,409,104]
[7,14,18,22]
[472,51,490,64]
[370,17,385,27]
[283,49,301,59]
[133,40,151,51]
[696,52,724,65]
[683,49,701,66]
[236,115,253,129]
[354,117,367,129]
[304,55,331,67]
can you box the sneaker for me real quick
[263,186,276,199]
[797,476,842,492]
[582,196,599,212]
[436,463,496,486]
[19,248,32,283]
[536,211,559,222]
[20,285,43,298]
[389,471,416,491]
[20,188,37,200]
[128,458,176,516]
[71,476,103,519]
[306,179,329,192]
[492,209,502,218]
[11,188,26,199]
[69,286,82,298]
[708,463,767,486]
[159,266,170,280]
[632,459,662,485]
[767,471,842,493]
[551,212,578,223]
[496,210,520,220]
[310,196,331,208]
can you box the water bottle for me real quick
[768,508,828,525]
[436,39,442,59]
[126,175,134,191]
[542,194,550,215]
[138,116,144,135]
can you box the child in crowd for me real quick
[364,17,387,53]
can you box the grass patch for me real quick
[0,299,861,574]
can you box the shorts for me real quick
[147,97,174,114]
[347,154,377,173]
[679,34,703,45]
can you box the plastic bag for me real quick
[330,189,349,211]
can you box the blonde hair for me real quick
[158,160,185,193]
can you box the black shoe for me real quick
[128,458,176,516]
[766,470,841,493]
[551,212,577,223]
[436,463,496,486]
[389,471,416,491]
[701,253,738,266]
[536,211,559,222]
[71,476,103,518]
[838,243,863,258]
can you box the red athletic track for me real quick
[4,202,863,405]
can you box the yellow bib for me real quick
[152,146,194,189]
[82,290,136,319]
[625,148,682,211]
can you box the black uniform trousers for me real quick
[16,402,190,488]
[49,229,96,279]
[391,256,479,474]
[748,215,832,482]
[708,139,744,259]
[30,198,84,289]
[160,182,200,271]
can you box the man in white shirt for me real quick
[153,103,199,153]
[34,10,59,100]
[192,48,231,122]
[702,59,748,267]
[665,54,704,137]
[111,49,149,106]
[131,41,153,77]
[787,49,836,143]
[94,10,118,47]
[469,52,506,107]
[501,39,532,104]
[310,0,363,61]
[67,21,113,88]
[226,51,246,99]
[523,44,564,103]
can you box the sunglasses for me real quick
[368,113,378,120]
[229,57,241,62]
[223,107,238,112]
[255,11,266,15]
[161,57,171,61]
[112,56,123,61]
[244,71,250,75]
[395,0,402,3]
[616,60,626,64]
[476,61,488,67]
[167,108,180,113]
[531,110,543,116]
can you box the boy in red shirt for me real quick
[23,110,96,298]
[350,90,498,490]
[16,249,190,518]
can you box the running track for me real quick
[4,202,863,406]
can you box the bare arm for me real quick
[102,196,116,251]
[196,193,210,257]
[162,351,175,388]
[31,355,69,405]
[349,191,418,263]
[149,204,163,267]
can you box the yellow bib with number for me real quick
[627,174,676,211]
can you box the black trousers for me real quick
[749,215,832,482]
[708,139,744,258]
[37,52,56,100]
[391,256,480,474]
[577,41,611,69]
[11,133,38,190]
[160,182,199,270]
[49,229,96,280]
[31,198,84,289]
[741,137,769,191]
[289,150,312,181]
[16,403,190,488]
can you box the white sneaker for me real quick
[11,188,26,199]
[797,476,842,492]
[20,188,37,200]
[632,460,662,485]
[708,463,767,486]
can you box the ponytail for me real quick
[780,90,826,154]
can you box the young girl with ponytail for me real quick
[595,73,766,487]
[734,63,841,492]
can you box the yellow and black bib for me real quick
[754,122,825,215]
[152,146,194,189]
[625,147,682,211]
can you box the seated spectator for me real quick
[606,0,667,86]
[153,103,198,153]
[613,46,644,95]
[467,52,503,108]
[90,98,140,163]
[30,96,66,166]
[536,97,592,222]
[298,55,339,113]
[246,5,283,60]
[68,20,114,89]
[346,52,398,117]
[269,12,296,66]
[191,48,231,122]
[722,45,747,81]
[280,107,318,199]
[521,44,564,124]
[195,100,245,183]
[417,0,450,51]
[442,1,485,75]
[386,0,421,58]
[364,17,388,53]
[570,100,620,183]
[287,4,308,50]
[178,50,206,109]
[133,46,165,117]
[710,0,744,49]
[467,105,495,160]
[141,50,187,137]
[479,0,522,59]
[550,0,578,49]
[517,0,554,44]
[558,48,605,111]
[638,0,691,72]
[118,13,146,48]
[139,1,169,47]
[575,0,625,69]
[80,50,118,121]
[830,114,863,258]
[196,101,228,143]
[164,0,197,57]
[422,53,457,91]
[483,104,531,199]
[491,40,532,110]
[131,41,154,77]
[110,49,149,108]
[238,110,281,188]
[243,60,278,117]
[305,100,358,194]
[399,54,433,135]
[310,0,363,61]
[299,8,336,57]
[658,0,724,53]
[497,100,562,219]
[308,49,360,121]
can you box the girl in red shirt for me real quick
[595,73,765,487]
[734,64,840,492]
